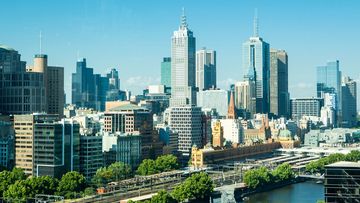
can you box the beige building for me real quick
[28,54,64,116]
[234,81,256,115]
[14,114,59,175]
[212,120,224,148]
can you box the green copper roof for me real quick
[279,129,292,137]
[109,103,147,111]
[0,45,15,51]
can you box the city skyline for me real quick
[1,0,360,106]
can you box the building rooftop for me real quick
[108,103,147,112]
[326,161,360,168]
[0,44,15,51]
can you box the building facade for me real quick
[80,135,103,180]
[197,89,229,117]
[290,98,324,120]
[234,81,256,116]
[0,121,14,169]
[170,11,196,106]
[195,48,216,91]
[341,76,357,127]
[161,57,171,88]
[269,49,289,118]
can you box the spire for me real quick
[227,91,237,119]
[180,7,188,29]
[39,31,42,54]
[253,8,259,37]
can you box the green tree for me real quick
[92,162,132,186]
[57,171,86,199]
[172,172,214,202]
[136,159,158,176]
[150,190,176,203]
[345,150,360,161]
[0,168,26,197]
[3,180,28,202]
[272,163,294,182]
[244,166,271,189]
[155,155,179,172]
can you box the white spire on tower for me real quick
[253,8,259,37]
[181,7,188,29]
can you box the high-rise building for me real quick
[269,49,289,118]
[0,45,46,114]
[341,76,357,127]
[170,10,196,106]
[242,14,270,113]
[196,48,216,91]
[80,134,103,180]
[14,114,80,177]
[316,61,341,124]
[161,57,171,88]
[290,98,324,120]
[197,89,229,117]
[107,68,120,90]
[234,81,256,116]
[0,121,15,169]
[166,106,203,163]
[72,58,109,111]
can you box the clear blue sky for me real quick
[1,0,359,105]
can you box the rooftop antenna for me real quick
[181,7,187,28]
[39,31,42,54]
[253,8,259,37]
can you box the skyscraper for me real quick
[161,57,171,88]
[316,61,341,125]
[234,81,256,116]
[107,68,120,90]
[341,76,357,127]
[170,9,196,106]
[290,98,324,120]
[0,45,46,114]
[269,49,289,118]
[242,13,270,113]
[196,48,216,90]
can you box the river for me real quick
[213,181,324,203]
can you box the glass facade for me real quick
[161,57,171,88]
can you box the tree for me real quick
[345,150,360,161]
[150,190,176,203]
[136,159,158,176]
[155,155,179,172]
[0,168,26,197]
[272,163,294,182]
[92,162,132,186]
[244,166,271,189]
[3,180,28,202]
[172,172,214,202]
[57,171,86,199]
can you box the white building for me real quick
[196,48,216,91]
[212,119,244,144]
[170,9,196,106]
[321,106,335,127]
[234,81,256,114]
[166,106,203,162]
[197,89,229,117]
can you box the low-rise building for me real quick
[304,128,359,147]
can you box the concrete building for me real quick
[166,106,203,163]
[212,119,243,145]
[0,121,15,169]
[325,161,360,202]
[320,106,335,127]
[197,89,229,117]
[290,98,324,120]
[196,48,216,91]
[80,135,103,180]
[242,14,270,113]
[234,81,256,116]
[156,124,178,155]
[212,120,224,148]
[304,128,360,147]
[161,57,171,88]
[269,49,289,118]
[341,76,357,127]
[170,10,196,106]
[14,114,80,177]
[0,45,46,114]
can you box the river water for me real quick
[213,181,324,203]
